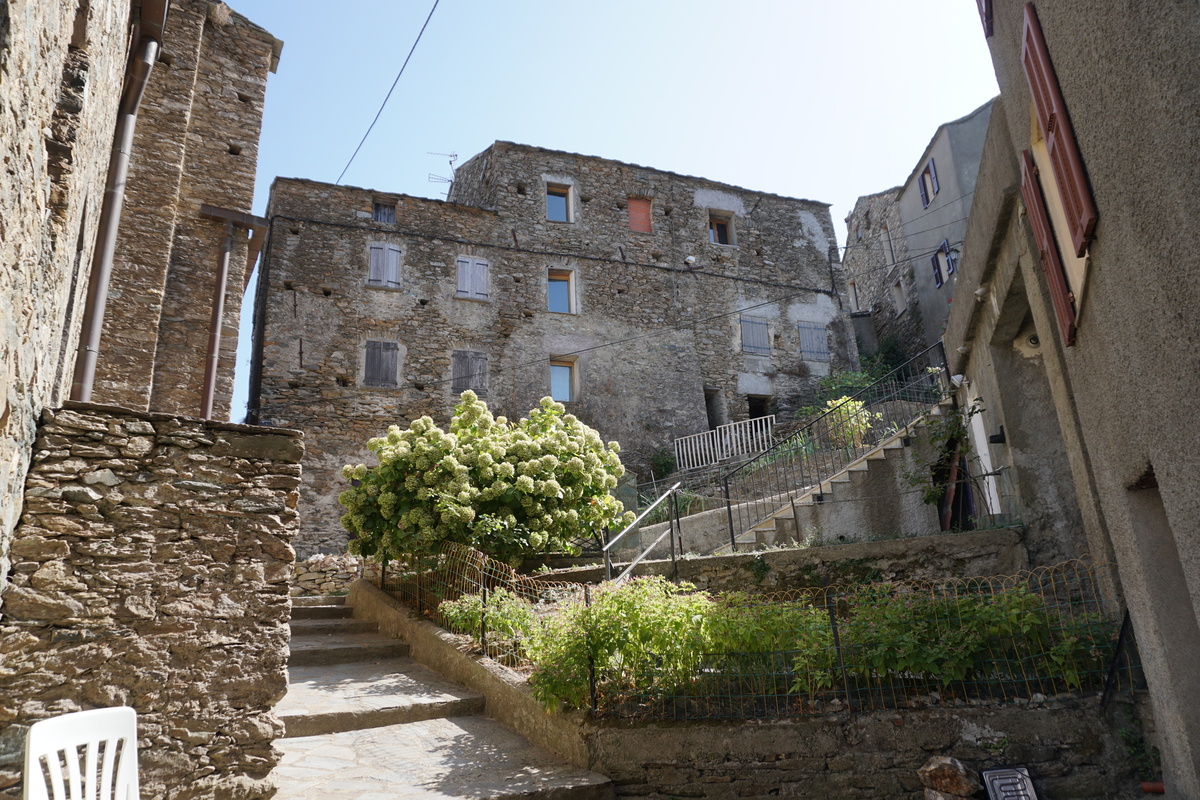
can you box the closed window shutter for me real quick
[472,259,489,299]
[451,350,469,392]
[628,198,652,233]
[928,159,939,194]
[471,353,488,396]
[798,322,830,362]
[456,258,471,296]
[1021,149,1076,346]
[918,178,929,208]
[1022,3,1097,257]
[931,253,944,288]
[365,341,398,386]
[368,244,386,285]
[740,316,770,355]
[385,245,402,287]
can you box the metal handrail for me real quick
[604,481,682,581]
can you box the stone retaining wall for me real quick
[0,402,303,800]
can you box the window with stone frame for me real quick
[451,350,488,397]
[367,243,402,289]
[547,268,575,314]
[709,212,735,245]
[373,202,396,224]
[363,340,399,387]
[456,256,489,301]
[550,357,576,402]
[546,184,572,222]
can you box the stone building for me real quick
[0,2,295,797]
[251,141,856,557]
[844,101,992,359]
[943,2,1200,793]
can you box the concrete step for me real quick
[291,604,355,620]
[279,657,485,738]
[290,631,411,666]
[293,595,347,607]
[274,716,614,800]
[290,618,379,635]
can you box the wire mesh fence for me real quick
[379,547,1141,721]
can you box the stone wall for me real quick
[0,0,131,604]
[0,403,302,800]
[254,142,858,556]
[93,0,279,419]
[841,188,925,360]
[587,698,1146,799]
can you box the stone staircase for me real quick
[274,595,613,800]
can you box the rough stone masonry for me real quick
[0,403,302,800]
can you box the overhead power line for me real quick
[335,0,440,185]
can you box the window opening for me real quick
[550,358,575,402]
[893,280,906,316]
[627,197,652,233]
[709,213,733,245]
[918,159,940,208]
[546,184,570,222]
[373,202,396,224]
[368,243,402,288]
[451,350,488,396]
[548,268,574,313]
[747,396,770,419]
[364,341,398,387]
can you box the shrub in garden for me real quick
[339,391,633,564]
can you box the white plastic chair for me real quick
[22,707,139,800]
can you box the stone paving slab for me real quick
[280,657,485,737]
[275,716,612,800]
[292,618,379,635]
[289,631,411,666]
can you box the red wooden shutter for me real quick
[1020,150,1076,346]
[1022,3,1097,257]
[628,197,652,233]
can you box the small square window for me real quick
[797,322,831,362]
[628,197,652,233]
[367,243,402,289]
[739,314,770,355]
[451,350,488,397]
[550,358,576,402]
[373,202,396,224]
[548,268,575,314]
[456,256,489,301]
[709,213,734,245]
[547,184,571,222]
[363,340,399,387]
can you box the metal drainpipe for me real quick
[201,222,234,419]
[70,38,160,403]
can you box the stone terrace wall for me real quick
[587,698,1145,799]
[0,403,302,800]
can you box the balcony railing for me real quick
[674,415,775,472]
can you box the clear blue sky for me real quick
[229,0,999,421]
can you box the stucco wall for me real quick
[254,144,858,557]
[0,403,302,800]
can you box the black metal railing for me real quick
[722,342,950,548]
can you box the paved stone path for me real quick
[273,595,612,800]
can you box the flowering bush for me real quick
[339,391,633,563]
[821,395,881,449]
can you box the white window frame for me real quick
[456,256,490,301]
[547,268,576,314]
[367,242,402,289]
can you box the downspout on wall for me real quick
[70,35,160,402]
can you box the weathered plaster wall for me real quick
[0,403,302,800]
[255,143,857,557]
[945,3,1200,792]
[0,0,132,605]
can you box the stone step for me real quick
[291,604,355,620]
[279,657,485,738]
[274,716,614,800]
[292,595,347,607]
[289,632,411,666]
[290,618,378,636]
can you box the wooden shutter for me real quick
[470,352,488,396]
[385,245,402,287]
[1022,2,1097,257]
[740,316,770,355]
[365,341,398,386]
[472,259,489,299]
[931,253,944,288]
[1020,149,1077,346]
[628,197,652,233]
[368,243,386,285]
[928,159,939,194]
[456,257,471,296]
[451,350,469,392]
[798,322,830,362]
[918,177,929,208]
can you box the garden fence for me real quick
[380,546,1142,721]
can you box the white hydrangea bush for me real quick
[339,392,633,563]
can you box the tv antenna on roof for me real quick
[427,151,458,198]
